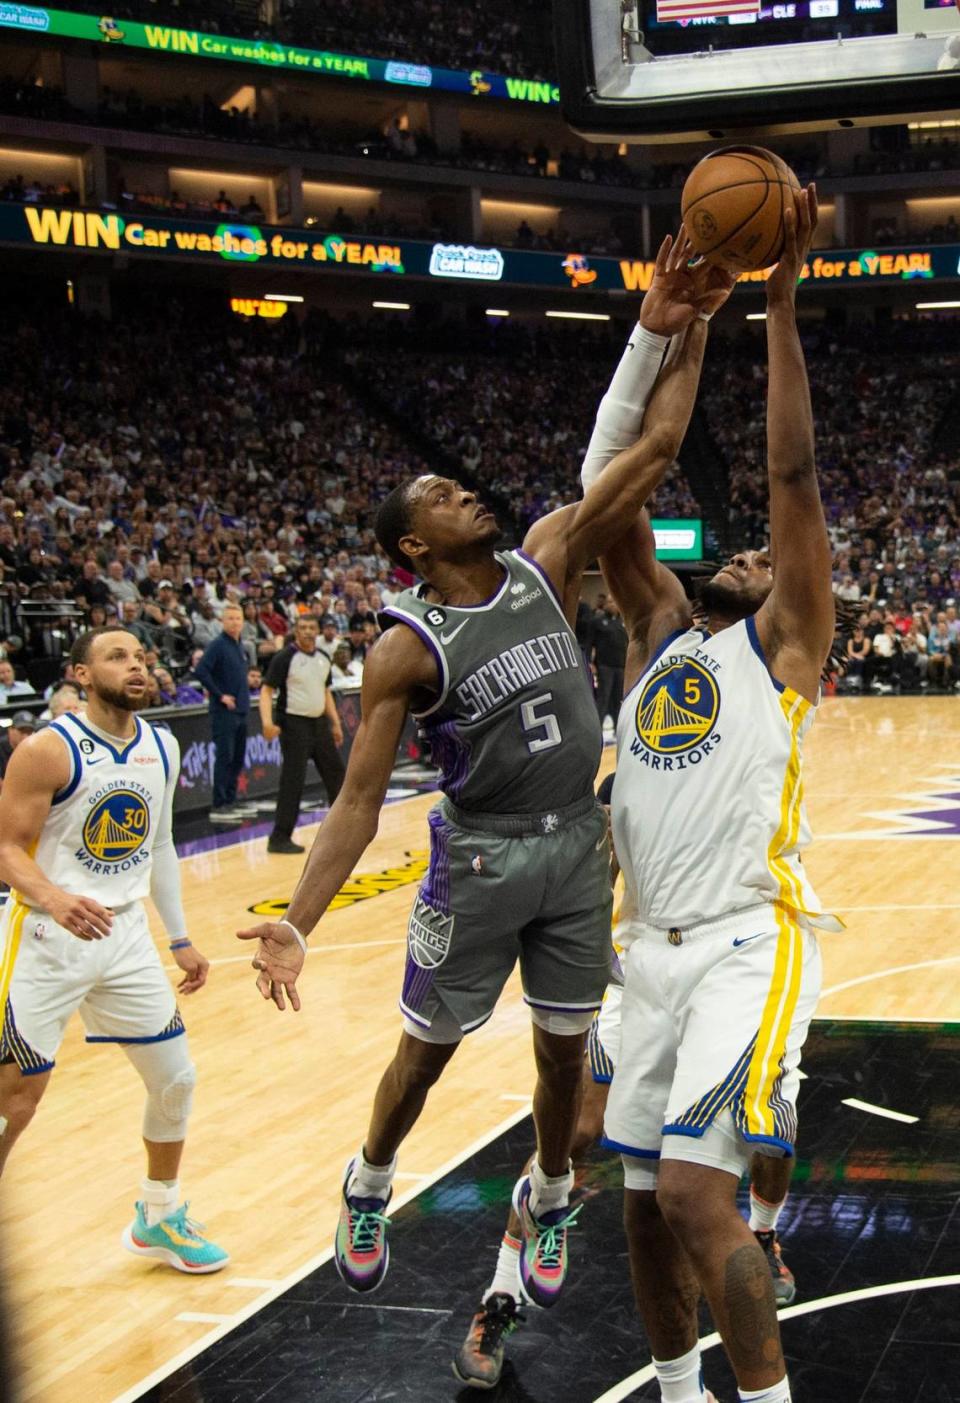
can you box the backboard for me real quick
[554,0,960,139]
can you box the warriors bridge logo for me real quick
[633,658,720,757]
[250,850,429,916]
[81,788,150,863]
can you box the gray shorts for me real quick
[400,795,613,1037]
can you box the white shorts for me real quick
[0,898,181,1075]
[587,981,622,1083]
[604,904,821,1187]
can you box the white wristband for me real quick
[696,310,713,322]
[278,918,307,953]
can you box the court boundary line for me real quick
[108,1102,533,1403]
[820,954,960,999]
[591,1274,960,1402]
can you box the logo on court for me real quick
[408,895,455,968]
[82,789,150,862]
[634,658,720,756]
[249,851,429,916]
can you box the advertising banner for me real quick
[0,4,561,104]
[6,207,958,294]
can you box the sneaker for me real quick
[755,1229,796,1307]
[452,1293,524,1390]
[121,1201,228,1274]
[512,1175,581,1309]
[334,1158,392,1294]
[208,807,245,823]
[267,838,306,854]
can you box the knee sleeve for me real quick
[529,1006,597,1036]
[124,1036,196,1143]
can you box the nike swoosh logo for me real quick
[440,621,468,644]
[87,757,106,767]
[732,933,765,948]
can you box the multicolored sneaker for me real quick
[511,1174,581,1309]
[122,1202,229,1274]
[452,1292,524,1389]
[334,1158,392,1294]
[755,1229,797,1307]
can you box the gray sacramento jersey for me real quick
[381,550,601,813]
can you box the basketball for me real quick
[681,145,802,273]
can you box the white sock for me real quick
[528,1157,574,1217]
[748,1187,785,1234]
[739,1379,792,1402]
[652,1342,706,1402]
[348,1147,396,1202]
[484,1232,521,1303]
[141,1177,179,1227]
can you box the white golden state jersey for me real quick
[33,713,176,907]
[612,616,838,933]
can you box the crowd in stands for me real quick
[702,320,960,693]
[2,72,958,220]
[1,299,958,711]
[54,0,555,80]
[0,304,431,707]
[345,324,701,530]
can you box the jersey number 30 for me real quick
[521,692,562,754]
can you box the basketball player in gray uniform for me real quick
[239,235,732,1317]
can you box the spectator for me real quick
[0,660,35,703]
[194,603,254,822]
[316,615,342,660]
[259,615,345,854]
[105,559,140,606]
[44,685,83,720]
[844,626,871,690]
[191,599,223,649]
[592,599,627,730]
[869,621,900,693]
[0,710,37,789]
[330,641,363,688]
[927,619,954,690]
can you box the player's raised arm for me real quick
[0,731,114,940]
[236,623,436,1010]
[755,186,835,702]
[524,237,734,614]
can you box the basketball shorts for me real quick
[400,794,613,1040]
[587,982,622,1084]
[604,903,821,1186]
[0,898,181,1075]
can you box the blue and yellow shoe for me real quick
[334,1158,392,1294]
[512,1175,581,1309]
[122,1202,229,1274]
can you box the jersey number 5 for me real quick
[521,692,562,754]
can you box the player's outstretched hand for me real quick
[172,943,209,994]
[639,229,702,337]
[236,921,305,1012]
[49,891,114,941]
[767,183,818,306]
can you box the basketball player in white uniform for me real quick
[0,626,227,1272]
[591,190,833,1403]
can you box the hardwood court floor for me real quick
[2,696,959,1402]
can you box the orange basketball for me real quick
[681,145,802,273]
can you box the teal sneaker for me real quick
[122,1202,229,1274]
[512,1175,581,1308]
[334,1158,392,1293]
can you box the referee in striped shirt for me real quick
[260,615,345,854]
